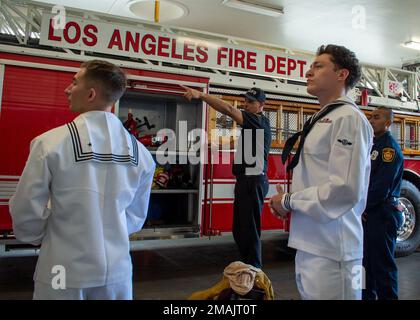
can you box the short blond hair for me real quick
[81,60,127,104]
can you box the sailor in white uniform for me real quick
[9,60,155,300]
[270,45,373,300]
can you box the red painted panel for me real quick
[207,151,235,180]
[0,65,76,176]
[0,52,81,68]
[261,205,284,229]
[0,65,76,231]
[403,159,420,173]
[206,151,288,181]
[128,80,205,97]
[203,202,284,234]
[206,203,233,232]
[267,154,287,180]
[0,207,12,231]
[124,68,208,85]
[202,151,289,235]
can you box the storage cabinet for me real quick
[118,89,204,238]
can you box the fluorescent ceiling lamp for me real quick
[403,41,420,51]
[222,0,284,17]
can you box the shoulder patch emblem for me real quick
[382,148,395,162]
[371,150,379,160]
[337,139,352,146]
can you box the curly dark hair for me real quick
[81,60,127,104]
[317,44,361,91]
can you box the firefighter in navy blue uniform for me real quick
[182,86,271,268]
[363,106,404,300]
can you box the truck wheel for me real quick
[396,180,420,257]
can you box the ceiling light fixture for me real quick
[222,0,284,17]
[403,41,420,51]
[129,0,188,22]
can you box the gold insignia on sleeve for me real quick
[382,148,395,162]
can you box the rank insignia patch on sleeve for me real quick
[382,148,395,162]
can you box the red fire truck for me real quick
[0,1,419,257]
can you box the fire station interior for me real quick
[1,0,420,302]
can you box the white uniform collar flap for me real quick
[67,111,139,166]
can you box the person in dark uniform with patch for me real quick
[182,86,271,269]
[363,106,404,300]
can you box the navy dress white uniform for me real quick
[9,111,155,299]
[363,130,403,300]
[283,97,373,299]
[232,110,271,269]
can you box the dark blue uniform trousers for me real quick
[233,175,269,269]
[362,203,403,300]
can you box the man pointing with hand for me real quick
[182,85,271,269]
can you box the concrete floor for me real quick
[0,235,419,300]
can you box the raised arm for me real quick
[181,85,244,125]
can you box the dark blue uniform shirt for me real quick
[366,131,403,210]
[232,111,271,177]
